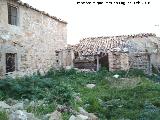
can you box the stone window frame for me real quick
[7,3,19,26]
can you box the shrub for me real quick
[27,102,56,116]
[0,68,159,120]
[0,75,74,105]
[47,83,74,105]
[148,74,160,83]
[0,111,8,120]
[111,69,145,78]
[139,102,160,120]
[0,90,6,100]
[45,68,77,78]
[62,112,72,120]
[152,65,159,75]
[84,97,106,118]
[127,69,145,77]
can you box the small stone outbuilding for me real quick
[74,33,160,74]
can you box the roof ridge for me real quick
[14,0,67,24]
[81,33,156,41]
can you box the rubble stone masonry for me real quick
[0,0,67,78]
[108,51,129,71]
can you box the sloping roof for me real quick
[75,33,159,56]
[13,0,67,24]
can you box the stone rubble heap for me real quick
[69,107,98,120]
[0,99,98,120]
[0,100,38,120]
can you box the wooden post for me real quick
[96,55,99,71]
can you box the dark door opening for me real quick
[99,54,109,71]
[6,53,16,73]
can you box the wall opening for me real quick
[6,53,16,73]
[8,4,18,26]
[55,51,59,56]
[99,54,109,71]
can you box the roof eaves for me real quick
[16,0,67,24]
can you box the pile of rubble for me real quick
[0,99,98,120]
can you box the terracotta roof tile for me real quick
[75,33,156,56]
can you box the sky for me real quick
[21,0,160,45]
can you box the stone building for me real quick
[55,47,75,69]
[74,33,160,74]
[0,0,67,78]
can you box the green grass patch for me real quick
[0,111,8,120]
[0,68,160,119]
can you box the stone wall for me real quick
[109,51,152,74]
[55,49,74,69]
[151,53,160,67]
[0,0,67,77]
[108,51,129,71]
[129,53,151,74]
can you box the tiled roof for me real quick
[75,33,157,56]
[14,0,67,24]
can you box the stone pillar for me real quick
[108,51,121,71]
[147,54,152,75]
[70,49,75,68]
[120,52,129,70]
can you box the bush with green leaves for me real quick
[111,68,145,78]
[27,102,56,116]
[139,102,160,120]
[0,68,160,120]
[45,68,77,78]
[0,111,8,120]
[0,75,74,105]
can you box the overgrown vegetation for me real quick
[0,68,160,119]
[0,111,8,120]
[0,75,74,105]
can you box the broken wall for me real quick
[129,53,152,74]
[151,53,160,67]
[108,51,129,71]
[108,51,151,74]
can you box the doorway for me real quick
[99,54,109,71]
[6,53,16,73]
